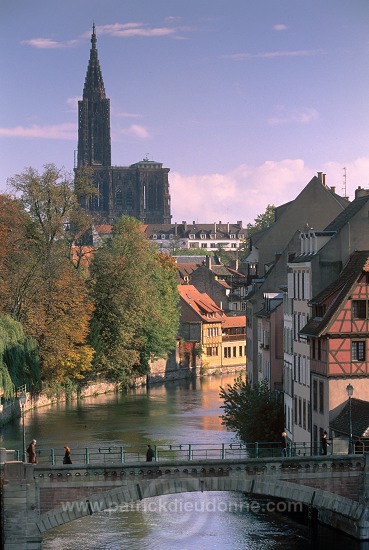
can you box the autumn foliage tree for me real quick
[4,164,94,383]
[89,217,179,384]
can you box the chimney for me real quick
[214,222,217,233]
[174,222,177,236]
[355,186,369,199]
[331,186,336,194]
[237,220,242,228]
[182,221,187,231]
[206,255,212,269]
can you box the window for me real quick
[239,346,243,356]
[189,234,195,239]
[200,234,206,239]
[152,234,157,240]
[229,234,235,239]
[189,243,198,248]
[233,346,237,357]
[161,234,166,240]
[319,381,324,413]
[201,243,207,248]
[352,300,367,319]
[303,399,306,429]
[313,380,318,411]
[224,347,231,358]
[116,188,123,207]
[294,396,298,424]
[352,340,365,361]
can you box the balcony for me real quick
[222,334,246,342]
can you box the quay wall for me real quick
[0,353,244,426]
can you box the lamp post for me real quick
[19,391,27,462]
[346,383,354,454]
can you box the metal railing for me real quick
[6,438,360,466]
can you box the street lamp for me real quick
[346,383,354,454]
[19,392,27,462]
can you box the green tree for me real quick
[89,217,179,384]
[246,204,276,237]
[6,166,94,382]
[0,315,40,399]
[239,204,276,260]
[220,375,284,443]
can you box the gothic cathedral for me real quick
[75,25,172,224]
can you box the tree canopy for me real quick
[1,165,95,386]
[220,375,284,443]
[246,204,276,237]
[0,164,179,394]
[89,216,179,384]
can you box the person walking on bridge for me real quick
[27,439,37,464]
[63,445,72,464]
[146,444,154,462]
[281,432,287,457]
[321,431,330,455]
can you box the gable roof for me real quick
[176,262,201,283]
[178,284,224,322]
[324,194,369,233]
[331,398,369,438]
[222,314,246,329]
[300,251,369,337]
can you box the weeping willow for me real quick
[0,315,40,399]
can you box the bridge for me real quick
[2,447,369,548]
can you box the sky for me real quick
[1,0,369,225]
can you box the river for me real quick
[1,374,364,549]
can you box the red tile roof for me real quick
[178,284,224,322]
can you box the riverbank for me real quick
[0,357,244,426]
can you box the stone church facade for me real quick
[75,25,171,224]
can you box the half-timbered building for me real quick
[301,251,369,453]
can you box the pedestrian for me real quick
[281,431,287,457]
[321,430,330,455]
[146,444,154,462]
[63,445,72,464]
[27,439,38,464]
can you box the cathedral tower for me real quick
[77,24,111,168]
[75,25,171,224]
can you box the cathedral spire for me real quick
[77,24,111,168]
[83,24,106,101]
[92,22,96,47]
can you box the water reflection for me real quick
[1,374,238,454]
[42,492,363,550]
[2,374,364,549]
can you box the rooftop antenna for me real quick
[342,167,347,198]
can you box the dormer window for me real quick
[169,234,174,239]
[238,234,244,239]
[152,234,157,240]
[210,234,216,239]
[189,234,195,239]
[229,234,235,239]
[161,234,166,240]
[200,234,206,239]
